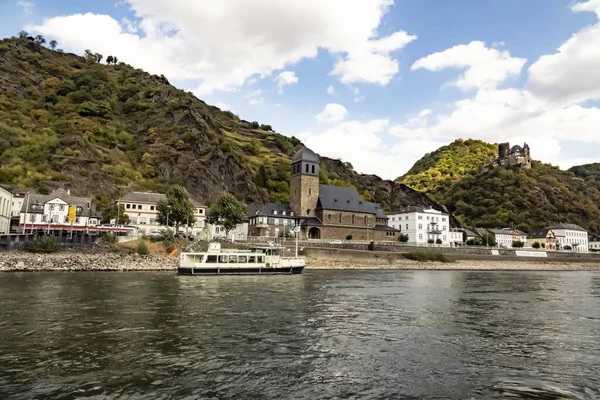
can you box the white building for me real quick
[0,184,13,234]
[19,188,100,231]
[388,206,451,246]
[589,234,600,251]
[449,229,464,245]
[118,192,206,236]
[486,228,528,248]
[544,223,589,253]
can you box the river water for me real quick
[1,270,600,399]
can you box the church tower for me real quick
[290,147,320,217]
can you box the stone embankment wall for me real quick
[0,252,177,272]
[0,234,96,251]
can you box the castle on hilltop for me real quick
[482,142,532,172]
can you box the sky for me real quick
[2,0,600,179]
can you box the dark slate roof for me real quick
[374,224,398,231]
[528,228,555,239]
[21,189,93,216]
[119,191,204,207]
[248,203,295,217]
[317,185,377,214]
[473,227,489,237]
[510,144,523,153]
[299,216,323,226]
[544,223,587,232]
[366,202,388,219]
[460,228,478,237]
[292,147,319,163]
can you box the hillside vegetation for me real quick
[396,139,497,203]
[569,163,600,192]
[0,35,448,216]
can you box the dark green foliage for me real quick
[427,239,435,244]
[532,242,541,249]
[206,192,247,235]
[260,124,273,131]
[403,252,453,263]
[24,235,61,253]
[103,232,118,244]
[346,234,352,240]
[570,163,600,192]
[136,240,149,255]
[563,245,572,251]
[435,238,442,244]
[512,241,525,248]
[368,241,374,251]
[156,185,196,231]
[251,121,260,129]
[448,163,600,233]
[481,233,496,246]
[398,234,409,243]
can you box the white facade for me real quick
[449,229,463,244]
[589,238,600,251]
[11,194,24,218]
[487,229,528,248]
[208,223,249,241]
[546,224,588,253]
[118,192,206,236]
[388,207,450,245]
[0,185,12,234]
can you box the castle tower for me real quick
[290,147,320,217]
[499,142,510,158]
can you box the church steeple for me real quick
[290,147,320,216]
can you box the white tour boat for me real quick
[178,242,305,275]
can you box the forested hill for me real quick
[398,139,600,232]
[0,35,449,216]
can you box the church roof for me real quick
[292,147,319,163]
[510,144,523,153]
[316,185,377,214]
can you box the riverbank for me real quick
[2,251,600,272]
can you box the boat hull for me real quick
[177,266,304,276]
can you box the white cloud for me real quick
[411,41,527,90]
[246,89,264,105]
[315,103,348,124]
[274,71,298,94]
[351,87,365,102]
[526,0,600,105]
[327,85,335,94]
[30,0,415,95]
[17,0,34,14]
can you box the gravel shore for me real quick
[1,252,600,272]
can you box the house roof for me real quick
[292,147,319,163]
[527,228,555,239]
[299,216,323,226]
[374,224,398,232]
[365,202,388,219]
[119,191,204,207]
[248,203,295,217]
[544,223,587,232]
[317,185,378,214]
[389,206,447,216]
[460,228,478,237]
[487,228,527,236]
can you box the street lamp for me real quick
[166,206,171,232]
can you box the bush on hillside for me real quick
[102,232,117,244]
[403,252,453,263]
[346,234,353,240]
[136,240,149,255]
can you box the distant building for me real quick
[10,188,26,231]
[19,188,100,231]
[290,147,399,241]
[117,192,206,236]
[247,203,297,237]
[543,223,588,252]
[483,142,532,172]
[449,228,465,246]
[387,206,450,245]
[0,184,13,234]
[589,234,600,251]
[527,228,557,251]
[486,228,528,248]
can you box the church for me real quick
[248,147,399,241]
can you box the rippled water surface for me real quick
[1,270,600,399]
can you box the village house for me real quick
[526,228,557,250]
[387,206,450,245]
[486,228,528,248]
[543,223,588,252]
[247,203,297,238]
[10,188,26,231]
[589,234,600,251]
[0,184,13,234]
[289,147,398,241]
[449,228,465,246]
[117,192,206,236]
[18,188,100,231]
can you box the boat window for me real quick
[248,256,256,263]
[195,255,205,263]
[238,255,247,263]
[228,256,237,263]
[219,255,228,263]
[257,256,264,263]
[206,255,218,263]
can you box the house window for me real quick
[273,210,278,215]
[138,204,142,210]
[306,209,310,215]
[50,205,55,211]
[30,214,36,222]
[406,224,408,230]
[419,234,423,240]
[418,224,422,229]
[305,164,309,173]
[352,215,355,224]
[126,204,131,209]
[139,217,147,224]
[339,214,342,223]
[418,216,422,220]
[76,217,80,224]
[215,227,220,234]
[64,216,68,223]
[328,214,332,221]
[77,207,82,212]
[42,215,47,222]
[311,165,315,174]
[59,205,64,211]
[150,205,155,211]
[274,219,279,225]
[364,216,368,225]
[282,211,286,216]
[309,189,311,196]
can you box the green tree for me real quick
[34,35,45,45]
[512,241,525,248]
[101,204,130,225]
[206,192,247,236]
[532,242,541,249]
[156,185,197,232]
[251,121,260,129]
[398,234,409,243]
[49,40,58,50]
[18,30,29,39]
[106,55,114,64]
[481,233,497,246]
[436,238,442,244]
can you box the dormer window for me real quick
[282,211,286,216]
[290,212,294,216]
[273,210,277,215]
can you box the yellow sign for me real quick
[68,206,77,224]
